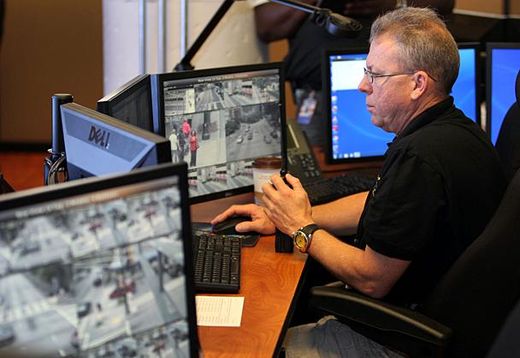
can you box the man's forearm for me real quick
[254,0,317,42]
[307,229,410,298]
[311,191,368,236]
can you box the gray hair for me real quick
[370,7,459,95]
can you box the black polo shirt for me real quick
[356,97,507,304]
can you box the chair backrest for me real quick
[495,70,520,181]
[422,167,520,357]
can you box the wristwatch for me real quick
[292,224,320,253]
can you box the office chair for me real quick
[495,69,520,182]
[309,166,520,358]
[486,296,520,358]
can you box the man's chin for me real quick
[371,117,392,133]
[371,117,383,128]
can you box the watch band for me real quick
[304,223,319,252]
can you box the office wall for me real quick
[0,0,103,145]
[512,1,520,16]
[103,0,268,95]
[455,0,503,15]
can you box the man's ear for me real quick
[410,71,429,100]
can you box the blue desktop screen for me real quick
[488,46,520,145]
[454,47,478,122]
[327,46,478,162]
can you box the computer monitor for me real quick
[97,74,155,132]
[454,42,481,124]
[61,103,172,180]
[486,42,520,145]
[323,44,480,164]
[0,163,199,357]
[151,62,287,203]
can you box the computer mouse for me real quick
[212,215,252,236]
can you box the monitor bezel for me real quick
[97,74,155,133]
[151,62,288,204]
[0,163,200,357]
[485,42,520,143]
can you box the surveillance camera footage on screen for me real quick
[153,63,286,202]
[0,176,193,357]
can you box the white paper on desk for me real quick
[196,296,244,327]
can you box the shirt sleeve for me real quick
[361,149,446,261]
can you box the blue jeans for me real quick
[283,316,405,358]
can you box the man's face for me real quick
[358,34,416,134]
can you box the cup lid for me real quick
[253,156,282,169]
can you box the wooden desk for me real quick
[191,194,308,357]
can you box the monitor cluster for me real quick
[72,42,519,194]
[64,63,287,204]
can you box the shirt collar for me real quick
[395,97,454,141]
[397,96,454,138]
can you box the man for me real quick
[249,0,454,146]
[212,7,506,356]
[168,129,179,162]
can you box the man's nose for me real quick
[358,75,371,93]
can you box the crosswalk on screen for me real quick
[152,63,286,203]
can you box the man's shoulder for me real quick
[388,114,494,172]
[407,112,486,150]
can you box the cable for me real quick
[46,154,68,185]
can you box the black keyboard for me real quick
[193,231,241,293]
[303,174,376,206]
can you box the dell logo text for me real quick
[88,126,111,149]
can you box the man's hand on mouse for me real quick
[210,204,276,235]
[262,173,313,236]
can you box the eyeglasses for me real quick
[363,67,438,84]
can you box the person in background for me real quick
[248,0,454,147]
[212,7,506,356]
[189,130,199,167]
[168,128,179,162]
[178,130,186,162]
[182,118,191,139]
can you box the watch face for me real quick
[294,232,307,250]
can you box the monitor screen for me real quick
[323,44,480,164]
[97,74,155,133]
[454,43,480,124]
[151,62,287,203]
[0,163,199,357]
[486,42,520,145]
[61,103,172,180]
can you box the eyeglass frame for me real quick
[363,67,438,84]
